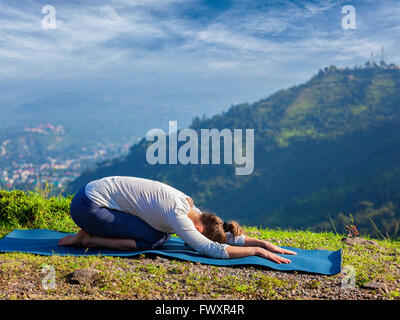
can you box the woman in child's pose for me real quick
[59,176,296,263]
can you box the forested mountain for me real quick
[66,63,400,238]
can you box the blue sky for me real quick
[0,0,399,128]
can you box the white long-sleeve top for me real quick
[84,176,245,259]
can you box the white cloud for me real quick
[0,0,399,111]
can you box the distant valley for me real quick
[0,123,131,190]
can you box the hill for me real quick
[66,63,400,238]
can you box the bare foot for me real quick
[58,229,91,248]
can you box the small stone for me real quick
[153,293,162,300]
[361,280,388,293]
[66,268,101,286]
[341,237,378,246]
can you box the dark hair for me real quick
[222,221,245,237]
[199,212,245,244]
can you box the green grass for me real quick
[0,185,78,237]
[0,187,399,299]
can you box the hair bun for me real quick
[223,221,245,236]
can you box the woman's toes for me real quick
[58,235,75,246]
[58,230,92,248]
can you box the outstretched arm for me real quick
[243,236,297,255]
[225,245,292,264]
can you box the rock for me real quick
[65,268,101,286]
[153,293,163,300]
[361,280,388,293]
[341,237,378,246]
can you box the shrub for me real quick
[0,187,77,232]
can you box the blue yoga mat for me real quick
[0,229,342,275]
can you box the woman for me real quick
[59,176,296,264]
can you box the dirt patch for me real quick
[0,253,398,300]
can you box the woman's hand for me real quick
[226,246,292,264]
[261,241,297,255]
[254,247,292,264]
[243,236,297,256]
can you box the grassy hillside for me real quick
[66,64,400,238]
[0,188,399,300]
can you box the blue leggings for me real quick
[69,186,170,250]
